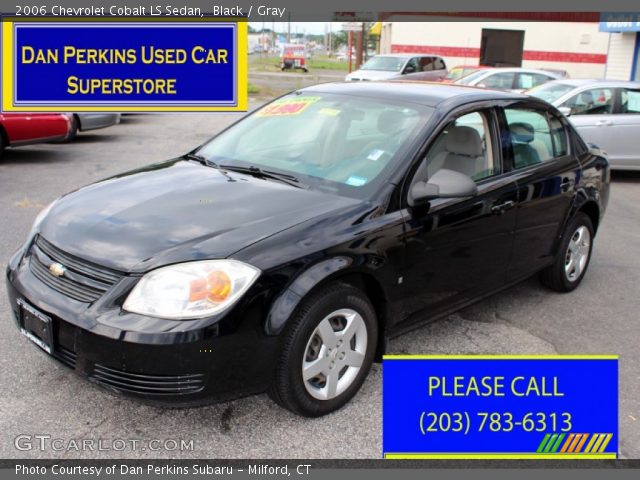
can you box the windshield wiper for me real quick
[185,152,218,168]
[219,164,306,189]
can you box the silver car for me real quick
[65,113,121,141]
[345,54,447,82]
[455,67,563,93]
[528,79,640,171]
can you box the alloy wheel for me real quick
[301,308,368,401]
[564,225,591,282]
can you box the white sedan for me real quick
[528,79,640,171]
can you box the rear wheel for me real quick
[269,283,377,416]
[540,213,594,292]
[0,131,4,158]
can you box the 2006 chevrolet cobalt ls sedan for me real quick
[6,82,609,416]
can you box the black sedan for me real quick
[6,82,609,416]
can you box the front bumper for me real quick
[6,248,279,406]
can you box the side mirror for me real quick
[403,65,416,74]
[409,169,478,206]
[558,106,572,117]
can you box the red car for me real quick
[0,113,71,157]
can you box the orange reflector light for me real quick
[207,271,232,302]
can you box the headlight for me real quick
[123,260,261,320]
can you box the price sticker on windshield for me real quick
[382,355,618,459]
[256,96,320,117]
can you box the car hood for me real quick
[347,69,400,81]
[39,159,359,273]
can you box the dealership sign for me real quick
[383,355,618,459]
[1,20,248,112]
[600,12,640,32]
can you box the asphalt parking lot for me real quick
[1,111,639,459]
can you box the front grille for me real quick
[52,345,77,369]
[29,236,123,303]
[91,364,205,395]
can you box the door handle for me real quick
[595,120,613,126]
[491,200,515,215]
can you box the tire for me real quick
[540,212,594,292]
[269,283,378,417]
[0,131,4,158]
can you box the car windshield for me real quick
[359,56,406,72]
[196,93,432,199]
[455,69,491,85]
[446,67,480,81]
[527,82,576,103]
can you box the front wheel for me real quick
[269,283,377,416]
[540,212,594,292]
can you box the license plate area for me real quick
[18,299,54,354]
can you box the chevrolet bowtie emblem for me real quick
[49,262,66,277]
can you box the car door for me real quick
[559,87,616,155]
[605,87,640,169]
[398,107,519,325]
[500,105,581,281]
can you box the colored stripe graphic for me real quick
[568,434,583,452]
[560,434,575,453]
[538,433,614,454]
[584,434,599,453]
[537,434,551,453]
[598,434,613,453]
[574,434,589,453]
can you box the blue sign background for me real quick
[600,13,640,32]
[13,23,236,105]
[383,358,618,456]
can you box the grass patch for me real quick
[248,55,349,73]
[248,83,261,95]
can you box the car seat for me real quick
[509,122,541,168]
[438,125,486,177]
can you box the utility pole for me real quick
[355,23,364,69]
[287,12,291,43]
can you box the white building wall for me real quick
[382,20,610,78]
[604,33,636,80]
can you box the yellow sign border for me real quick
[382,354,618,460]
[384,453,617,460]
[383,354,619,360]
[1,17,248,112]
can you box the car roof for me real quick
[300,81,528,107]
[373,53,443,58]
[543,78,640,88]
[477,67,561,76]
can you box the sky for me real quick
[249,22,343,35]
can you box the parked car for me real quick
[455,67,563,92]
[65,113,121,141]
[527,79,640,171]
[345,53,447,82]
[0,113,70,157]
[440,65,490,83]
[7,82,609,416]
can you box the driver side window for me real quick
[413,110,499,186]
[561,88,613,115]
